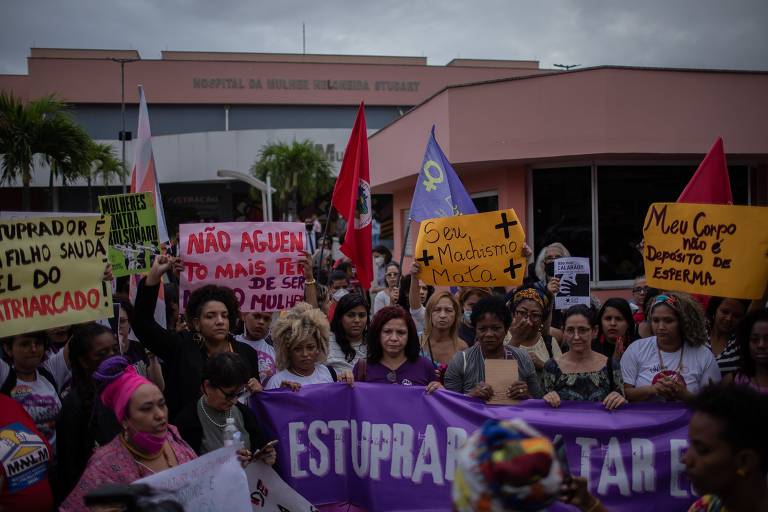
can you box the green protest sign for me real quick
[98,192,160,277]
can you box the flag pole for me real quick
[396,217,412,287]
[316,201,335,280]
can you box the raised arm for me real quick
[299,250,318,309]
[132,255,182,362]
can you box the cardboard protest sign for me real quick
[180,222,307,312]
[0,215,113,337]
[136,446,250,512]
[98,191,160,277]
[484,359,519,405]
[554,257,591,310]
[247,461,318,512]
[642,203,768,299]
[414,209,526,287]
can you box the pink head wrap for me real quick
[100,364,153,423]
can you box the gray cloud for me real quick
[1,0,766,74]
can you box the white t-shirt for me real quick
[264,364,334,390]
[326,336,367,374]
[620,336,721,396]
[410,305,425,337]
[234,335,277,383]
[0,350,68,449]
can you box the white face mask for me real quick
[374,256,385,266]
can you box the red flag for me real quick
[677,137,733,204]
[332,103,373,289]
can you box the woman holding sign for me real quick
[541,306,627,410]
[327,294,370,374]
[444,296,541,401]
[621,293,721,402]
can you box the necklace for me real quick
[198,397,232,429]
[120,433,173,474]
[657,341,685,373]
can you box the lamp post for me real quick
[110,58,139,193]
[216,170,276,221]
[553,63,580,71]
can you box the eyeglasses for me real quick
[219,387,248,401]
[513,310,543,322]
[632,286,649,293]
[564,326,593,337]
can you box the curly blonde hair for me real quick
[271,302,330,370]
[650,292,707,347]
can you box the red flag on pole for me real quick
[677,137,733,205]
[332,103,373,289]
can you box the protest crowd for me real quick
[1,103,768,512]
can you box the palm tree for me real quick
[86,142,126,211]
[0,92,91,210]
[251,140,334,221]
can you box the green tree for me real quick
[251,140,334,220]
[0,92,91,210]
[86,142,127,211]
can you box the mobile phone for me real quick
[251,439,279,460]
[552,435,572,482]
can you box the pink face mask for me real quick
[128,426,168,454]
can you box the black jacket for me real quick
[132,279,261,420]
[175,401,266,454]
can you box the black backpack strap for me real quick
[1,366,58,396]
[38,366,59,395]
[326,365,338,382]
[542,335,554,359]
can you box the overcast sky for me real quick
[1,0,767,74]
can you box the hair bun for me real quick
[92,355,130,390]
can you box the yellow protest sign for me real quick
[0,216,113,337]
[642,203,768,299]
[415,209,526,287]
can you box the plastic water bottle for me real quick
[223,417,240,447]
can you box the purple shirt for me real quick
[353,357,436,386]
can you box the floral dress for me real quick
[541,357,624,402]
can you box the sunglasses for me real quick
[219,387,248,401]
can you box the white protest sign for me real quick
[246,461,318,512]
[135,445,250,512]
[554,257,591,310]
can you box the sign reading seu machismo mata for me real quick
[643,202,768,299]
[415,209,527,287]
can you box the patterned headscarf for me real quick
[453,419,563,512]
[512,286,550,312]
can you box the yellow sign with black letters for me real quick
[414,209,527,287]
[642,202,768,299]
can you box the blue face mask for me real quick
[463,310,472,324]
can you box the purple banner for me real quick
[250,384,695,512]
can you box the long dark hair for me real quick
[367,306,421,363]
[67,323,115,425]
[705,297,749,333]
[330,293,370,362]
[596,298,638,342]
[736,309,768,378]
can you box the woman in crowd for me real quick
[724,309,768,393]
[176,352,276,465]
[683,383,768,512]
[353,306,442,393]
[315,282,331,317]
[61,356,197,512]
[327,294,370,374]
[1,330,70,450]
[420,291,468,382]
[533,242,570,287]
[403,263,436,334]
[506,286,561,380]
[705,297,749,376]
[56,323,122,502]
[133,254,262,420]
[457,287,491,346]
[370,245,393,294]
[592,298,637,360]
[453,419,564,512]
[541,305,627,410]
[373,262,401,314]
[444,295,541,401]
[265,303,353,390]
[621,293,721,402]
[235,311,277,384]
[629,276,648,314]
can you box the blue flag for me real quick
[409,126,478,222]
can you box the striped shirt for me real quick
[705,335,741,376]
[444,344,542,398]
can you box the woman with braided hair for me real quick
[55,323,122,502]
[621,292,721,402]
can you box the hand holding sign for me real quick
[414,209,526,287]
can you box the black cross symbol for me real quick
[416,249,434,267]
[503,258,523,279]
[494,212,518,239]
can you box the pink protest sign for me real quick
[179,222,307,312]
